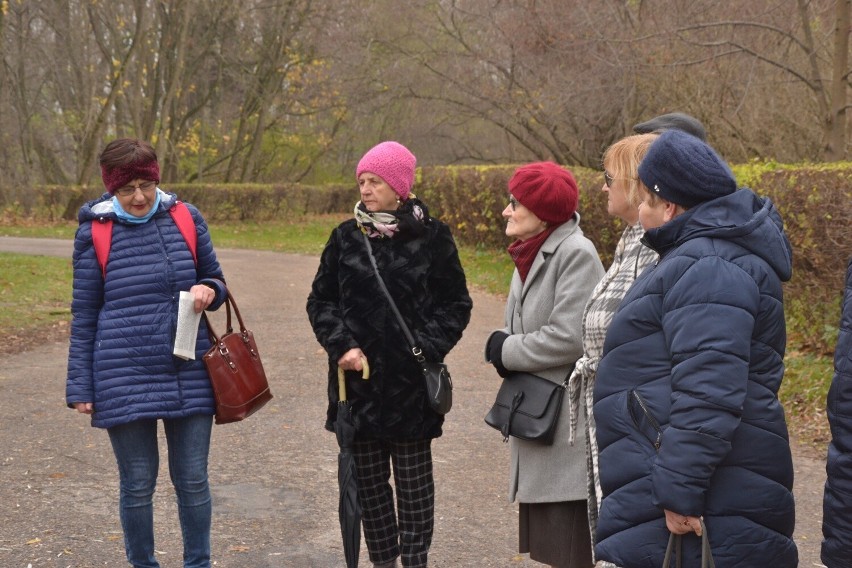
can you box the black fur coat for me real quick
[307,217,472,440]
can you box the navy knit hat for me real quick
[633,112,707,142]
[638,129,737,209]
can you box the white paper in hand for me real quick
[174,290,203,360]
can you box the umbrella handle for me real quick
[337,357,370,402]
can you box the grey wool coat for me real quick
[493,215,605,503]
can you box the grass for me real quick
[0,253,73,335]
[0,216,834,447]
[780,352,834,449]
[457,245,514,296]
[209,215,515,296]
[208,214,349,255]
[0,216,514,294]
[0,222,77,239]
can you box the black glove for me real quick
[486,331,510,378]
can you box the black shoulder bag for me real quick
[484,370,566,444]
[483,277,567,444]
[362,233,453,414]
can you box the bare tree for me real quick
[3,0,852,190]
[633,0,849,161]
[0,0,342,190]
[826,0,849,160]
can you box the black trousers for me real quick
[353,438,434,568]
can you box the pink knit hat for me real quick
[355,141,417,200]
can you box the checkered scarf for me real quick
[565,222,657,562]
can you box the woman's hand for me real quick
[485,331,510,377]
[338,348,367,372]
[189,284,216,313]
[73,402,93,415]
[664,509,703,536]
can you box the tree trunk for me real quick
[826,0,850,161]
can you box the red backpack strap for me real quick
[169,201,198,266]
[91,218,113,279]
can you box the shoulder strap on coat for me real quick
[91,201,198,279]
[91,218,113,279]
[169,201,198,266]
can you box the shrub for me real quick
[737,163,852,354]
[418,165,621,265]
[4,161,850,354]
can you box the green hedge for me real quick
[2,161,850,355]
[737,162,852,354]
[416,164,618,261]
[417,161,852,356]
[0,182,354,223]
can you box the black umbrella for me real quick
[336,361,369,568]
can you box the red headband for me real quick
[101,160,161,194]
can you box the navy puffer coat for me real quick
[822,256,852,568]
[66,191,226,429]
[593,189,797,567]
[307,216,472,441]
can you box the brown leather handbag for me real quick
[202,289,273,424]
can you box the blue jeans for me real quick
[107,414,213,568]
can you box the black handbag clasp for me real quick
[501,391,525,442]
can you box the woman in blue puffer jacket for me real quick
[593,130,797,567]
[66,138,227,568]
[822,255,852,568]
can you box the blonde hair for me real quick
[602,133,659,208]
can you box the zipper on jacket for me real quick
[628,389,662,451]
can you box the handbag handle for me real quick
[662,519,715,568]
[203,288,253,352]
[362,233,425,361]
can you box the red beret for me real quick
[508,162,578,224]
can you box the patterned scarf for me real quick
[507,226,557,282]
[354,197,428,239]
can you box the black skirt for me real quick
[519,500,593,568]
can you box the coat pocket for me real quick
[627,389,662,451]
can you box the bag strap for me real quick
[203,288,248,342]
[700,519,715,568]
[362,233,424,362]
[91,201,198,279]
[662,529,682,568]
[662,519,715,568]
[91,218,112,279]
[170,201,198,266]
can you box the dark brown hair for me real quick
[98,138,158,170]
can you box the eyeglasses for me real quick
[604,171,639,188]
[115,180,157,197]
[508,196,519,211]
